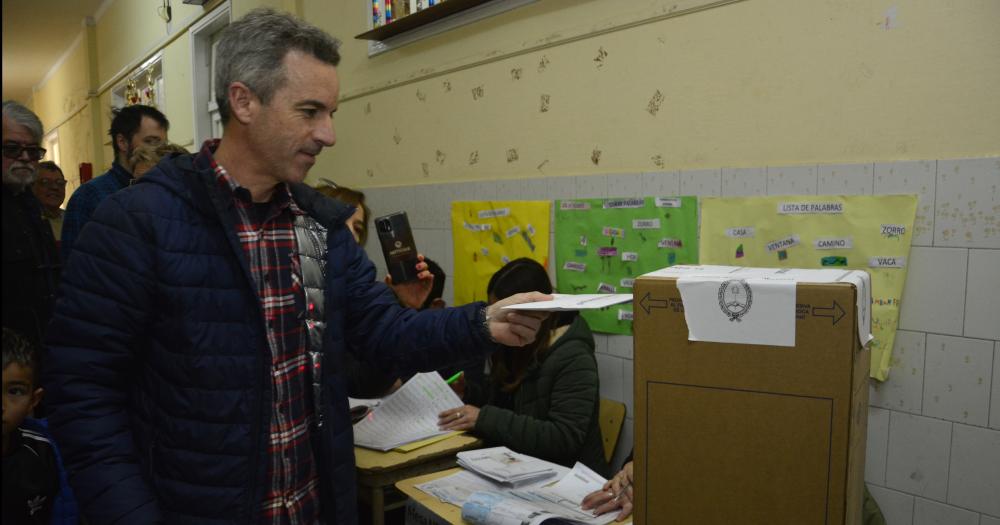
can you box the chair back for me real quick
[599,398,626,463]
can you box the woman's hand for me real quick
[437,404,480,431]
[580,461,634,521]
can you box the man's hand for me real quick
[437,404,480,431]
[386,254,432,309]
[486,292,552,346]
[581,461,634,521]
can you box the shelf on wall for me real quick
[355,0,495,41]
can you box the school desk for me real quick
[354,434,482,525]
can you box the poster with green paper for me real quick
[555,196,699,334]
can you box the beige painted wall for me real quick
[25,0,1000,192]
[94,0,205,86]
[54,106,95,199]
[30,0,223,187]
[30,38,90,136]
[304,0,1000,188]
[161,35,195,149]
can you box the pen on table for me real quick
[445,371,464,385]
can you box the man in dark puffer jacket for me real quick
[43,8,548,525]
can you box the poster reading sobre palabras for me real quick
[698,194,918,381]
[555,196,699,335]
[451,201,551,305]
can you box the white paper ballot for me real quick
[501,294,632,311]
[352,372,463,451]
[676,276,797,347]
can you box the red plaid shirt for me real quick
[206,141,320,524]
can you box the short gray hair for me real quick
[214,8,341,124]
[2,100,44,142]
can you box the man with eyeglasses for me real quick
[2,100,61,349]
[61,104,168,258]
[32,161,67,243]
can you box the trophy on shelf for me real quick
[143,67,156,107]
[125,77,140,106]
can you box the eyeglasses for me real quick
[35,178,67,188]
[2,143,47,161]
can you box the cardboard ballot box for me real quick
[632,265,872,525]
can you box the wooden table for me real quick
[355,435,482,525]
[396,468,468,524]
[395,468,633,525]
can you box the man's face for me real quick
[247,50,339,186]
[33,167,66,210]
[2,363,42,444]
[117,116,166,169]
[2,116,41,188]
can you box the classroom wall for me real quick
[326,1,999,522]
[27,0,221,195]
[360,157,1000,524]
[15,1,999,523]
[308,0,1000,188]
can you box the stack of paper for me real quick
[417,460,618,525]
[456,447,560,486]
[352,372,463,451]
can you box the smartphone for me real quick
[375,211,420,284]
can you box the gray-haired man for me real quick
[2,100,60,348]
[45,9,549,524]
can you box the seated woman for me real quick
[438,258,610,477]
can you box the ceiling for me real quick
[2,0,108,103]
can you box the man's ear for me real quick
[29,387,44,413]
[227,81,257,125]
[115,133,129,159]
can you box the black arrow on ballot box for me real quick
[812,301,846,325]
[638,292,669,315]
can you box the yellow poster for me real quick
[451,201,551,305]
[699,195,918,380]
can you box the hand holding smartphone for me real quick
[375,212,420,284]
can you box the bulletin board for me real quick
[555,196,699,334]
[698,194,918,381]
[451,201,551,305]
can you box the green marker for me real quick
[445,371,464,384]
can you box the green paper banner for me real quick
[554,196,699,334]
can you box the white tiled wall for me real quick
[361,157,1000,524]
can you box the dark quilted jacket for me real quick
[466,315,611,478]
[43,151,494,524]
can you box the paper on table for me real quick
[417,470,506,506]
[457,447,561,485]
[462,491,550,525]
[420,460,616,525]
[501,294,632,311]
[542,462,608,508]
[353,372,464,451]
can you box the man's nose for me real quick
[315,118,336,147]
